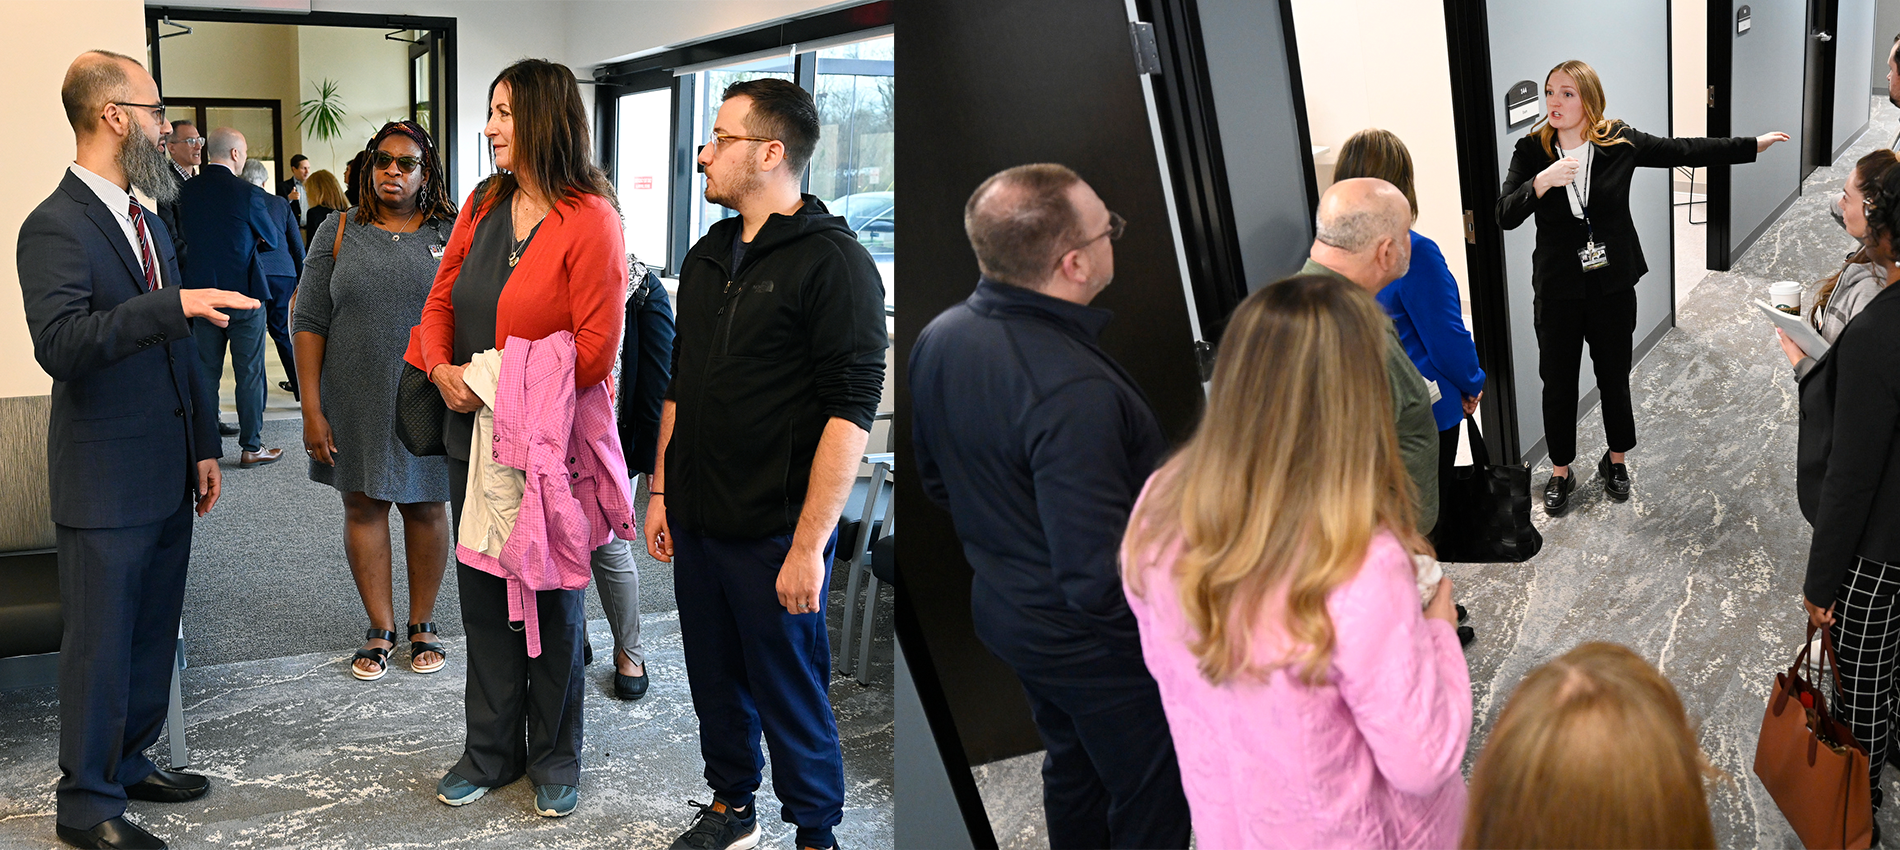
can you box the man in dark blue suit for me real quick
[257,183,304,400]
[19,50,258,850]
[178,127,284,467]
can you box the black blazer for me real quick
[178,164,280,299]
[617,269,675,476]
[16,170,221,529]
[1497,123,1756,299]
[154,163,189,264]
[1798,281,1900,608]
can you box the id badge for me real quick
[429,243,447,261]
[1579,241,1609,272]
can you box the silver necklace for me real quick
[509,195,547,267]
[387,207,420,241]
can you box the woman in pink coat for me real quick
[1122,274,1472,849]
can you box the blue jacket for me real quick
[17,170,221,529]
[911,278,1167,682]
[251,192,304,304]
[178,163,282,299]
[1377,231,1486,431]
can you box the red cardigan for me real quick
[405,188,626,387]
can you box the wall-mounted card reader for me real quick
[1737,5,1752,34]
[1505,80,1540,127]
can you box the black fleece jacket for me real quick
[664,195,887,539]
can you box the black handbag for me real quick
[1433,415,1543,563]
[394,361,447,457]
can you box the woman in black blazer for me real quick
[1788,159,1900,835]
[1497,59,1786,515]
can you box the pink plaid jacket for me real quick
[456,331,635,656]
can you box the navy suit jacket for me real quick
[17,170,221,529]
[178,163,281,299]
[251,193,305,304]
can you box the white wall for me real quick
[160,20,304,170]
[563,0,851,71]
[1674,0,1707,138]
[295,26,413,177]
[0,0,147,398]
[1289,0,1470,298]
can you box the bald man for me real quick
[1302,177,1441,534]
[911,164,1191,849]
[20,50,256,850]
[178,126,285,467]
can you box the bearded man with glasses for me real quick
[18,50,258,850]
[910,163,1192,849]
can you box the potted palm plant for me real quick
[297,79,349,165]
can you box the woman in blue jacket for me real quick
[1333,129,1485,530]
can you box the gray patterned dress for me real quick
[292,210,454,502]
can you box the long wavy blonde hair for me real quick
[1532,60,1633,158]
[1122,274,1425,686]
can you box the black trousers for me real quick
[1831,556,1900,812]
[447,459,586,788]
[1014,667,1192,850]
[1535,288,1638,467]
[55,495,193,829]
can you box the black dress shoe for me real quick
[1597,452,1631,502]
[1456,604,1469,624]
[217,422,238,437]
[1457,625,1476,648]
[56,816,166,849]
[614,669,650,700]
[125,768,209,803]
[1543,472,1575,516]
[583,641,594,666]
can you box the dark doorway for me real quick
[1802,0,1840,178]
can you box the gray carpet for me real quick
[973,98,1900,850]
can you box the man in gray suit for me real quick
[18,50,255,850]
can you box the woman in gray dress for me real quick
[292,121,458,681]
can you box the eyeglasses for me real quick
[1055,211,1126,266]
[372,151,423,173]
[110,101,166,123]
[168,136,205,147]
[704,129,775,153]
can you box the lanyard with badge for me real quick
[1563,142,1609,272]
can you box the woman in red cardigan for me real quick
[403,58,625,819]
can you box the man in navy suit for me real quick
[240,161,305,400]
[18,50,258,850]
[178,127,284,467]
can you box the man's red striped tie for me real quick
[128,199,157,291]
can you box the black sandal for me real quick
[352,628,397,681]
[409,622,447,674]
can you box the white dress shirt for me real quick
[68,163,163,288]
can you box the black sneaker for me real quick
[1457,625,1475,648]
[1597,452,1631,502]
[670,798,759,850]
[1543,473,1575,516]
[1456,604,1469,624]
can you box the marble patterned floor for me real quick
[972,97,1900,849]
[0,613,893,849]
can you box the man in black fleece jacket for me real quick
[647,80,885,850]
[910,164,1191,849]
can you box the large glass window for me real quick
[812,35,894,307]
[686,57,794,243]
[615,88,673,270]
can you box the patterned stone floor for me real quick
[974,97,1899,849]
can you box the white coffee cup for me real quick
[1770,281,1802,315]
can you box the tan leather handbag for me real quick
[1754,623,1872,849]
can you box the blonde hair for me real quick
[1121,274,1425,686]
[1463,643,1717,849]
[1531,60,1634,158]
[1333,128,1418,218]
[304,170,348,210]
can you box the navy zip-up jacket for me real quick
[911,278,1167,682]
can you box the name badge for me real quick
[429,243,447,261]
[1579,241,1609,272]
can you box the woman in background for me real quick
[1497,59,1786,515]
[1462,642,1714,848]
[302,169,347,245]
[1121,274,1471,848]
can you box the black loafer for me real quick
[1456,604,1469,624]
[1597,452,1631,502]
[124,768,209,803]
[56,816,166,849]
[1457,625,1476,648]
[614,669,649,701]
[583,641,594,666]
[216,422,238,437]
[1543,473,1575,516]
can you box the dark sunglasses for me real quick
[372,151,423,173]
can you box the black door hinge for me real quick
[1194,339,1215,382]
[1130,22,1162,76]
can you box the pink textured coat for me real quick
[457,331,635,656]
[1124,508,1471,849]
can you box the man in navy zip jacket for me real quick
[647,79,885,850]
[21,50,255,850]
[909,164,1192,849]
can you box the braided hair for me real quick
[351,120,458,227]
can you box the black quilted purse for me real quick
[394,362,447,457]
[1433,415,1542,563]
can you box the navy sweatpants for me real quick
[55,495,193,829]
[1015,666,1192,850]
[672,522,843,848]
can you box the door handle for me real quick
[1813,31,1834,42]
